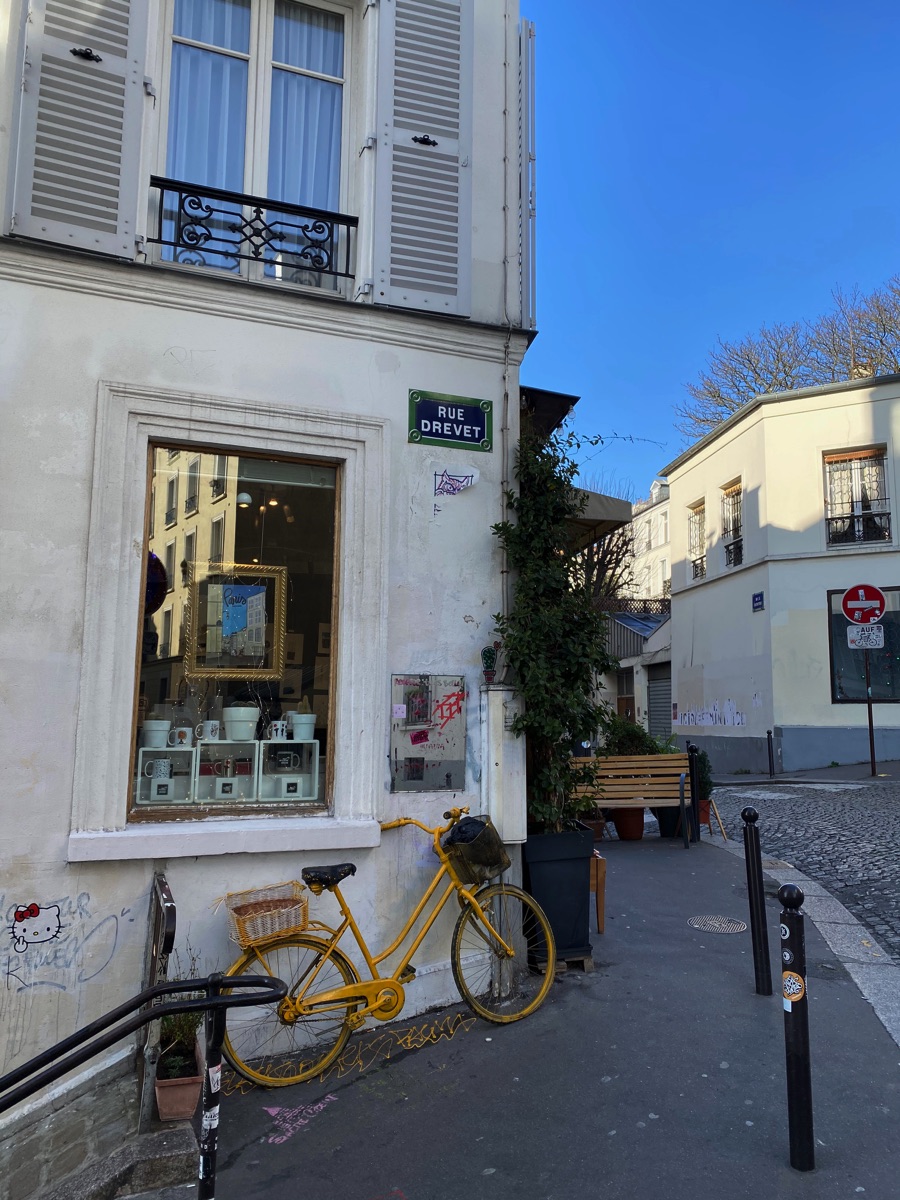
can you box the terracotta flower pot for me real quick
[155,1041,203,1122]
[611,809,644,841]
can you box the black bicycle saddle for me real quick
[301,863,357,888]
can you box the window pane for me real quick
[137,447,337,811]
[830,589,900,702]
[174,0,251,53]
[168,44,247,191]
[269,70,342,211]
[274,2,344,76]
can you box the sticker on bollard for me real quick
[782,971,805,1006]
[778,884,815,1172]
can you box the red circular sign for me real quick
[841,584,886,624]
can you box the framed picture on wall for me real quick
[184,562,287,682]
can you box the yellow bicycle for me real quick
[222,807,556,1087]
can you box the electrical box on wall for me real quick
[389,674,466,791]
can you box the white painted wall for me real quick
[0,0,534,1083]
[665,377,900,770]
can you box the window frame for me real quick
[827,586,900,704]
[68,382,387,859]
[824,447,892,548]
[721,481,743,568]
[154,0,357,283]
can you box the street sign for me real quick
[840,583,886,624]
[848,624,884,649]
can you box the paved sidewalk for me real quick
[156,838,900,1200]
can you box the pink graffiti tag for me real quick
[431,691,463,731]
[409,729,429,746]
[264,1093,339,1143]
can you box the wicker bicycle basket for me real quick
[441,815,511,886]
[225,881,308,948]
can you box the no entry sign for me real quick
[841,583,886,624]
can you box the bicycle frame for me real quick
[276,810,517,1023]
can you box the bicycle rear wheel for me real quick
[451,884,556,1022]
[223,935,360,1086]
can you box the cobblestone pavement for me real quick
[711,781,900,963]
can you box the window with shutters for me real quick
[824,449,891,546]
[150,0,357,287]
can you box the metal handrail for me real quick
[0,973,284,1116]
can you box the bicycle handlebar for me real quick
[380,806,470,839]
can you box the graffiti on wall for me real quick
[676,699,747,727]
[3,892,124,992]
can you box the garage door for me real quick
[647,663,672,739]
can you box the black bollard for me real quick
[778,884,815,1172]
[767,729,775,778]
[198,972,227,1200]
[686,742,701,842]
[741,807,772,995]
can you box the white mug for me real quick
[142,719,171,749]
[267,720,289,741]
[144,758,173,779]
[195,720,220,742]
[168,726,194,747]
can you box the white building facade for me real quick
[664,375,900,773]
[0,0,537,1183]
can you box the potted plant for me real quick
[492,425,616,960]
[155,950,205,1122]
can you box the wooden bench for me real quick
[573,753,693,850]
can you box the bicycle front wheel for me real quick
[223,935,360,1087]
[451,884,556,1023]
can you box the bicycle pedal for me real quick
[398,965,416,983]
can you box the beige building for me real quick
[663,375,900,772]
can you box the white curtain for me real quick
[269,3,344,212]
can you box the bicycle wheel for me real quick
[451,884,556,1022]
[223,935,360,1087]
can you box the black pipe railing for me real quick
[0,974,285,1117]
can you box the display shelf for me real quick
[259,738,319,802]
[194,740,262,804]
[135,747,197,806]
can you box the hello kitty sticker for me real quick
[11,902,62,954]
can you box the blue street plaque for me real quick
[752,591,765,612]
[408,390,493,452]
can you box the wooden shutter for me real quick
[12,0,147,257]
[373,0,472,316]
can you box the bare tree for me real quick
[575,473,635,603]
[676,276,900,439]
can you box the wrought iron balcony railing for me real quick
[184,494,198,515]
[826,513,892,546]
[725,538,743,567]
[148,176,358,282]
[165,506,177,526]
[691,556,706,580]
[210,478,226,499]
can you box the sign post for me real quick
[841,584,886,778]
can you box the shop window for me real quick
[135,443,338,815]
[828,587,900,702]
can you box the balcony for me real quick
[184,494,198,516]
[826,513,892,546]
[158,643,170,659]
[148,177,358,284]
[691,556,706,580]
[165,506,177,527]
[210,478,226,499]
[725,538,743,567]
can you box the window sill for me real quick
[67,816,382,862]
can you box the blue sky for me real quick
[519,0,900,498]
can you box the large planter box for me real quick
[523,823,594,960]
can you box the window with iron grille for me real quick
[688,503,706,579]
[824,450,891,546]
[722,483,742,567]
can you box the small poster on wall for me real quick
[389,674,466,791]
